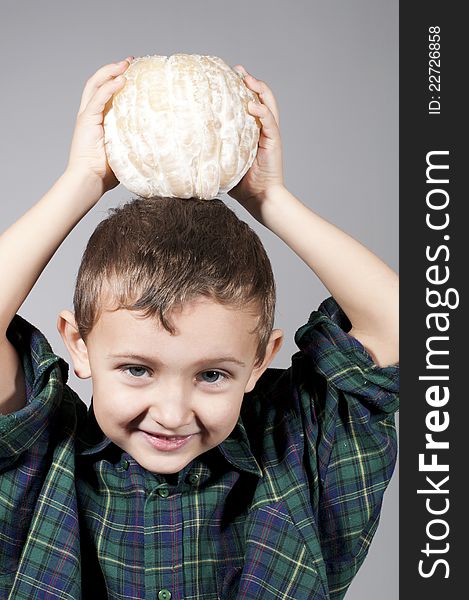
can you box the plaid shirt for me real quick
[1,296,399,600]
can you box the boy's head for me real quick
[58,197,283,474]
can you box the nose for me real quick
[149,381,195,432]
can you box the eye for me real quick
[198,370,227,385]
[119,365,151,378]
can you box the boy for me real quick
[0,58,399,599]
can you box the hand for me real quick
[65,58,133,194]
[228,66,284,214]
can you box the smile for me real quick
[140,430,196,451]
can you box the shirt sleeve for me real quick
[0,313,72,471]
[293,296,399,600]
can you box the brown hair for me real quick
[73,196,276,365]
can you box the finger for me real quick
[238,70,280,126]
[79,75,127,122]
[233,64,248,79]
[248,101,279,143]
[245,76,279,126]
[78,60,131,115]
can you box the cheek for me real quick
[198,394,244,435]
[92,382,143,428]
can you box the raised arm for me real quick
[0,58,132,413]
[229,66,398,368]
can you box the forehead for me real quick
[87,297,259,360]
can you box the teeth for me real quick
[144,432,191,440]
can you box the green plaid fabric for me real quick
[0,296,399,599]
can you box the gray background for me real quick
[1,1,398,598]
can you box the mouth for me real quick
[140,430,197,451]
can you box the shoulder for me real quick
[1,313,88,467]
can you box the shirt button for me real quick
[187,473,200,485]
[158,589,172,600]
[157,486,170,498]
[120,459,130,471]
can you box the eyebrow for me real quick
[106,353,246,367]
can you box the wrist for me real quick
[253,185,301,226]
[259,183,291,205]
[240,184,287,225]
[62,168,106,203]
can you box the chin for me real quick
[137,452,195,475]
[149,462,191,475]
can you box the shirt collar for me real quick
[76,400,113,456]
[217,414,263,477]
[77,400,263,478]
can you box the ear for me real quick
[56,310,91,379]
[244,329,284,393]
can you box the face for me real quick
[66,298,281,474]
